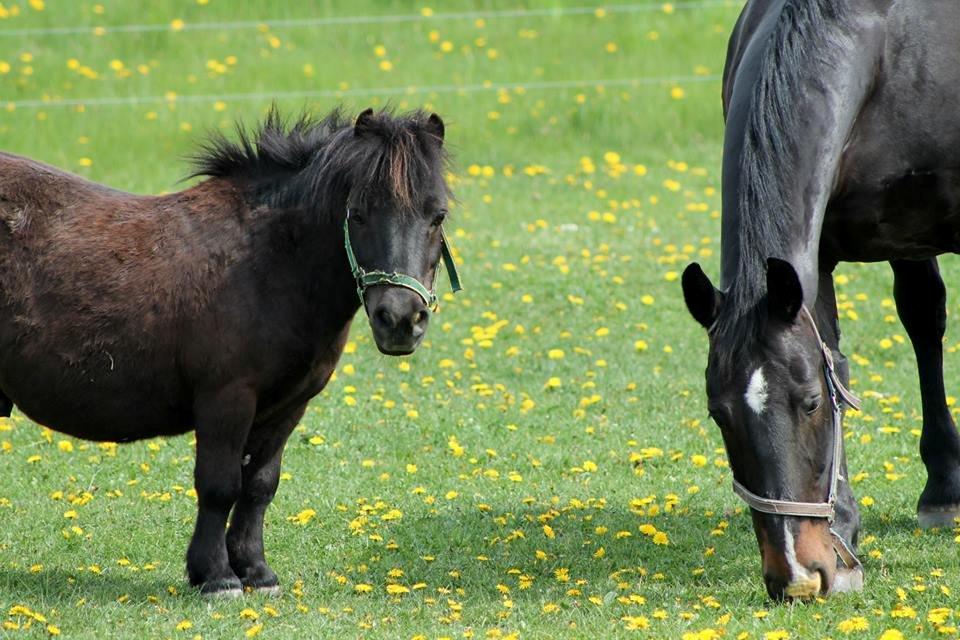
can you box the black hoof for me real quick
[197,576,244,598]
[918,504,960,528]
[918,472,960,528]
[236,564,279,591]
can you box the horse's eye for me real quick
[431,212,447,228]
[351,212,366,226]
[803,394,823,415]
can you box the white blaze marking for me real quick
[745,367,769,415]
[783,525,812,581]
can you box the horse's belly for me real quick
[823,166,960,263]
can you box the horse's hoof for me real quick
[254,585,281,597]
[831,565,864,594]
[918,504,960,528]
[200,577,244,598]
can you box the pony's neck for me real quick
[247,188,360,326]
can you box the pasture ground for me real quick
[0,1,958,638]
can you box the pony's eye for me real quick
[351,212,366,226]
[803,394,823,415]
[431,212,447,228]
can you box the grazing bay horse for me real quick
[0,107,460,596]
[681,0,960,600]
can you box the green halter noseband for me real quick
[343,209,462,310]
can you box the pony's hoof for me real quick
[200,578,244,598]
[918,504,960,528]
[831,565,864,594]
[253,584,282,597]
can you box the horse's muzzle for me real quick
[366,286,429,355]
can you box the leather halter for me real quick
[730,306,863,571]
[343,209,462,310]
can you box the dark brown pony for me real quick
[0,107,454,596]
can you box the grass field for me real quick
[1,1,959,638]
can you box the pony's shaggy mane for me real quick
[190,106,449,212]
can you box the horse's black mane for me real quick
[714,0,850,367]
[190,106,449,212]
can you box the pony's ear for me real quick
[682,263,723,329]
[355,108,375,135]
[425,113,445,146]
[766,257,803,322]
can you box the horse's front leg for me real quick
[891,258,960,526]
[226,404,305,594]
[187,386,256,596]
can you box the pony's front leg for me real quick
[187,386,256,596]
[226,404,305,594]
[891,258,960,526]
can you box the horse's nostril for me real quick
[375,307,397,330]
[814,565,830,594]
[412,310,428,327]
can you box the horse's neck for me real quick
[720,1,884,305]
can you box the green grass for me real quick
[1,1,958,638]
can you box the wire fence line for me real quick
[5,73,722,110]
[0,1,739,38]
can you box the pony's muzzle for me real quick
[366,286,429,355]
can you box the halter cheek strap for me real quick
[731,306,863,571]
[343,209,462,310]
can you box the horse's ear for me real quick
[766,257,803,322]
[682,263,723,329]
[425,113,445,146]
[355,108,375,135]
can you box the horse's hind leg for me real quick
[891,258,960,526]
[226,404,305,594]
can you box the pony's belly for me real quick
[0,348,191,442]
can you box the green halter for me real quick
[343,209,462,310]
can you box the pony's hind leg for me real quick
[891,258,960,526]
[226,404,306,594]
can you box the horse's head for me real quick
[342,108,458,356]
[681,258,854,600]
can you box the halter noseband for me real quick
[343,209,462,310]
[730,306,863,571]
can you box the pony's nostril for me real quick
[412,310,428,327]
[375,307,397,330]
